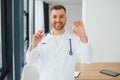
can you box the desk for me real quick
[74,62,120,80]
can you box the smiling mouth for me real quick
[55,22,62,25]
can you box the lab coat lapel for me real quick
[54,31,69,59]
[57,35,67,53]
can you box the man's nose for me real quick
[56,17,61,22]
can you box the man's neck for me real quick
[52,29,65,35]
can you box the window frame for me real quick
[0,0,25,80]
[0,0,13,79]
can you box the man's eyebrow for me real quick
[51,14,65,16]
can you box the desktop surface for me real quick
[74,62,120,80]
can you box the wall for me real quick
[83,0,120,62]
[65,4,82,32]
[49,4,82,32]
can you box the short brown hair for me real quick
[50,5,66,13]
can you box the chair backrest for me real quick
[21,64,40,80]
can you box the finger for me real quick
[73,29,79,36]
[38,29,45,34]
[79,20,84,27]
[37,32,44,38]
[77,20,82,26]
[40,34,45,39]
[73,28,77,33]
[34,33,41,38]
[74,20,81,27]
[34,30,43,38]
[37,29,45,36]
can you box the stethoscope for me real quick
[43,32,73,56]
[69,38,73,55]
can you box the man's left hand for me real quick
[73,20,88,43]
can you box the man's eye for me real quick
[53,16,57,18]
[60,15,64,18]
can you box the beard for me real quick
[52,22,66,30]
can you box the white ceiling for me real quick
[41,0,82,5]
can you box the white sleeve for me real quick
[26,44,43,64]
[73,35,93,64]
[77,42,93,64]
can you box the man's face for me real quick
[50,9,67,31]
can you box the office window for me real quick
[0,0,2,68]
[0,32,1,68]
[1,0,13,79]
[0,29,1,68]
[24,0,29,63]
[1,0,24,79]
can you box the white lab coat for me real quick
[25,29,93,80]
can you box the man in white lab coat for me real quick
[25,5,92,80]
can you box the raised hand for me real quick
[30,29,45,51]
[73,20,88,43]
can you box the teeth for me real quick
[56,23,61,25]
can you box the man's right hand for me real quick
[29,29,45,51]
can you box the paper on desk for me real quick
[74,71,81,77]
